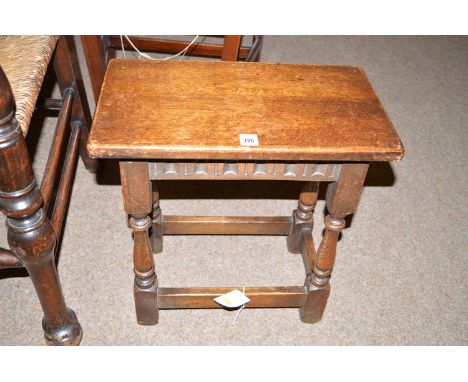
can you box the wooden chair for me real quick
[0,36,95,345]
[81,35,263,104]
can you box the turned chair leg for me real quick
[300,164,369,323]
[120,161,159,325]
[287,182,319,254]
[0,69,82,345]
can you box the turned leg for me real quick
[151,184,163,254]
[120,161,158,325]
[287,182,319,253]
[300,163,369,323]
[0,68,82,345]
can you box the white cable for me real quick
[120,35,126,58]
[123,35,153,59]
[181,35,205,60]
[120,35,199,61]
[164,35,199,60]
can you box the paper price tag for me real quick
[214,289,250,309]
[239,134,259,146]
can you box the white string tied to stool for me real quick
[232,286,246,326]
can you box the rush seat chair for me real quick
[0,35,96,345]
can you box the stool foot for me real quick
[134,278,159,325]
[43,308,83,346]
[299,276,330,324]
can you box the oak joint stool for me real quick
[89,59,403,325]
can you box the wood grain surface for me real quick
[89,59,404,161]
[157,286,308,309]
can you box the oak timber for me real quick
[89,60,404,162]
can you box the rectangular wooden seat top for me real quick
[88,59,404,162]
